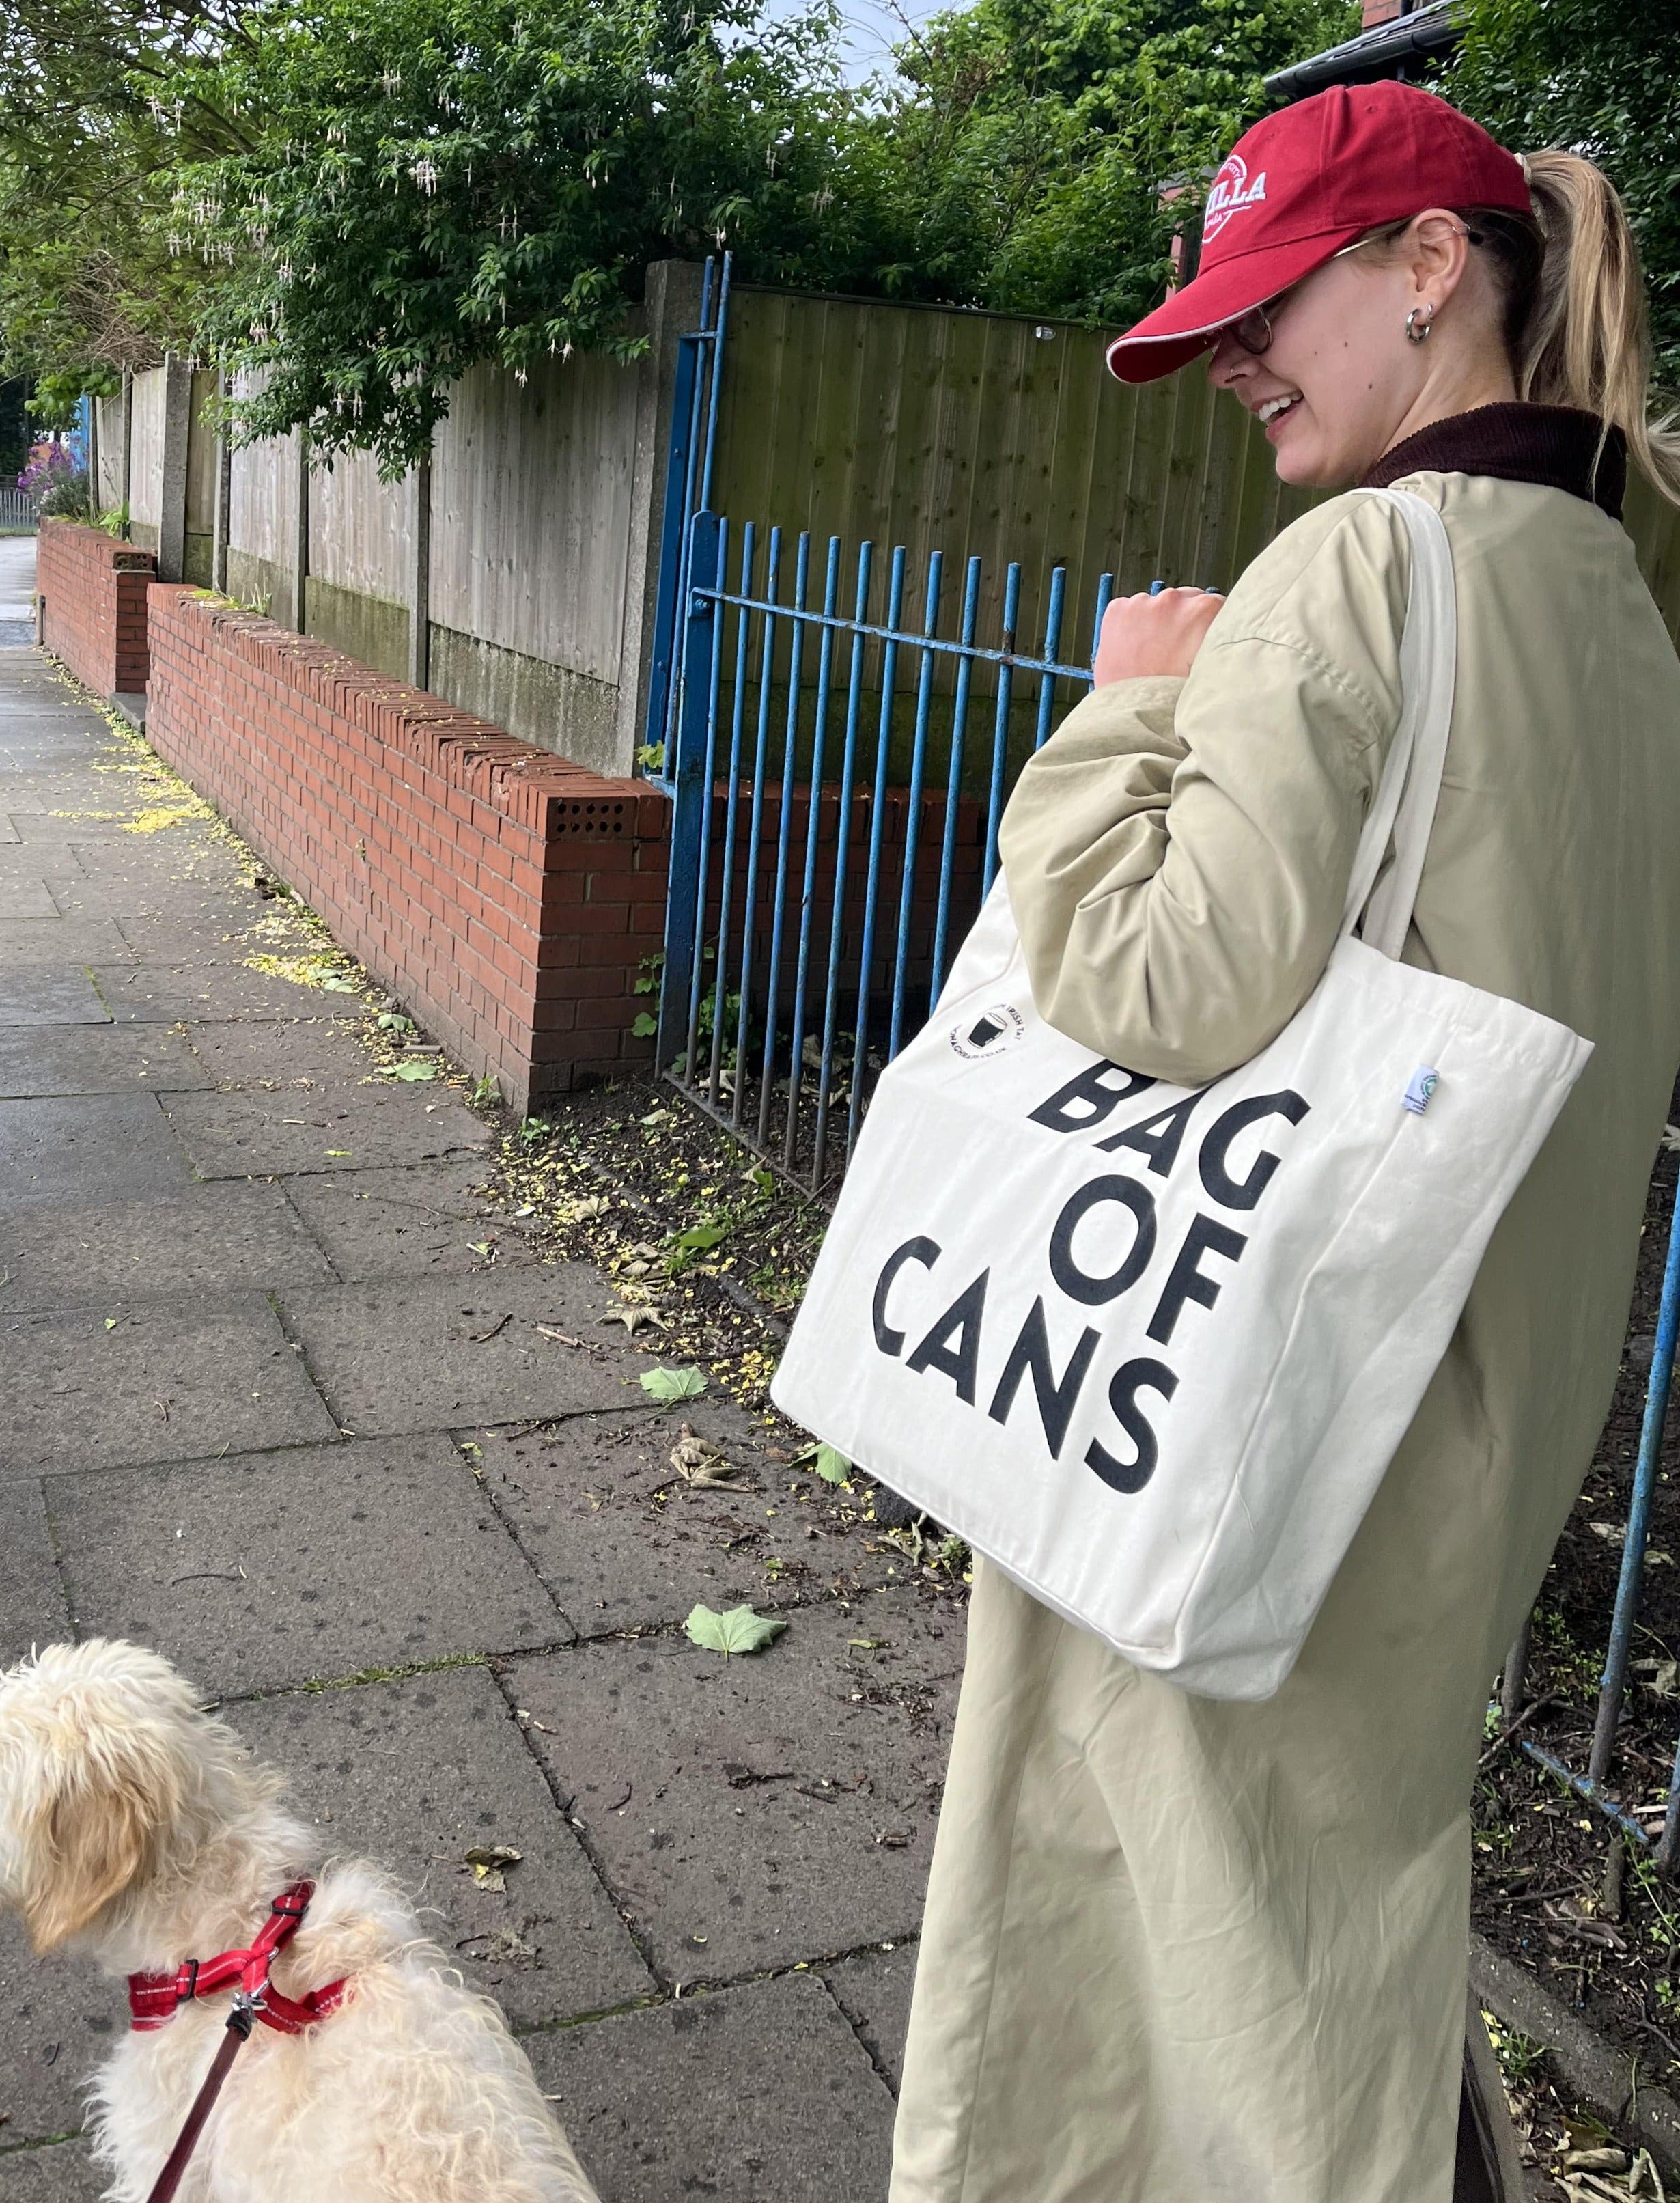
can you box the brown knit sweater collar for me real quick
[1360,402,1625,520]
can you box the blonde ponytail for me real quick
[1516,149,1680,505]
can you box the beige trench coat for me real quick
[889,469,1680,2203]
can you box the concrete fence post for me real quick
[613,259,708,776]
[292,431,310,632]
[119,372,134,537]
[156,354,193,582]
[212,372,232,595]
[408,454,432,690]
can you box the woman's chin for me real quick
[1272,440,1352,491]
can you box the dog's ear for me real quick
[25,1724,184,1953]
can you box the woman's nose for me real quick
[1206,333,1250,389]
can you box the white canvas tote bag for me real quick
[772,489,1592,1700]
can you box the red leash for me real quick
[131,1884,348,2203]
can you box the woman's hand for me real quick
[1094,588,1224,687]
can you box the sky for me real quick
[759,0,951,85]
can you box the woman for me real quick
[890,79,1680,2203]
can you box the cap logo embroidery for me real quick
[1203,154,1268,242]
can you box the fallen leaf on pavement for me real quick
[464,1844,523,1893]
[670,1422,749,1488]
[686,1603,786,1657]
[643,1364,707,1402]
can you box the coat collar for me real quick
[1361,403,1625,520]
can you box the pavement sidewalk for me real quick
[0,627,951,2198]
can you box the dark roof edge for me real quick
[1265,0,1461,100]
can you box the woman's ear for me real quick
[1405,208,1474,314]
[24,1723,184,1953]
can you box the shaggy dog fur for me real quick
[0,1640,600,2202]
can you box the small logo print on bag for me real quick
[950,1003,1027,1060]
[1403,1066,1440,1115]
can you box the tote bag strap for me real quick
[1336,488,1458,959]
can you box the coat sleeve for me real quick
[998,495,1412,1086]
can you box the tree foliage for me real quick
[170,0,894,471]
[850,0,1357,328]
[1448,0,1680,394]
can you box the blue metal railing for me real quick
[1503,1169,1680,1871]
[659,514,1112,1191]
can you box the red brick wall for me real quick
[143,587,668,1111]
[36,519,155,699]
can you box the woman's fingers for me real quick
[1094,588,1225,687]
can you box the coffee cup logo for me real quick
[950,1003,1027,1060]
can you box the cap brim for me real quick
[1106,226,1365,384]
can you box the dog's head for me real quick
[0,1641,236,1954]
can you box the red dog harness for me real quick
[128,1882,348,2037]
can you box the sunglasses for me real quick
[1224,221,1485,357]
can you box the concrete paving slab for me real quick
[90,962,343,1023]
[527,1974,896,2203]
[236,1667,652,2026]
[51,1435,564,1695]
[59,842,250,892]
[7,815,134,845]
[822,1945,917,2094]
[0,786,117,825]
[158,1083,490,1180]
[184,1016,378,1091]
[0,972,108,1028]
[474,1414,897,1638]
[44,877,259,926]
[0,853,62,885]
[0,878,55,922]
[0,1024,208,1099]
[277,1270,654,1435]
[0,2142,104,2203]
[0,1296,339,1479]
[280,1159,533,1281]
[0,1180,335,1316]
[0,922,131,970]
[113,915,266,965]
[0,736,109,770]
[0,1481,70,1660]
[0,1913,119,2148]
[0,1094,193,1213]
[508,1587,959,1982]
[0,816,18,842]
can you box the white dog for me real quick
[0,1640,600,2203]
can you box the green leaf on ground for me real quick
[641,1364,708,1402]
[685,1603,787,1657]
[671,1223,727,1250]
[792,1440,851,1484]
[389,1059,438,1081]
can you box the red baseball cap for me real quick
[1106,81,1532,384]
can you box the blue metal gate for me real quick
[647,258,1115,1193]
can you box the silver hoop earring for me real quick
[1405,306,1434,344]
